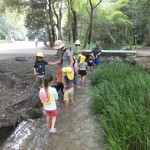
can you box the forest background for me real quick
[0,0,150,49]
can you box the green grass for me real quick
[90,62,150,150]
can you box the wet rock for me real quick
[0,125,14,146]
[31,92,42,107]
[123,57,137,65]
[26,108,43,119]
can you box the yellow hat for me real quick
[62,67,74,80]
[36,52,44,57]
[78,54,82,57]
[80,55,86,63]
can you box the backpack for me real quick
[39,89,53,105]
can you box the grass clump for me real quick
[90,62,150,150]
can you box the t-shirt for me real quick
[78,62,87,70]
[64,75,73,90]
[62,49,72,67]
[34,60,48,76]
[40,87,58,111]
[92,47,101,57]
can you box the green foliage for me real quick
[90,62,150,149]
[25,0,46,32]
[0,9,27,40]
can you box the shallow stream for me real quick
[1,79,105,150]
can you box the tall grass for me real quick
[90,62,150,150]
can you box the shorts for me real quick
[94,57,101,65]
[44,109,58,117]
[64,87,74,101]
[88,62,94,67]
[78,70,87,76]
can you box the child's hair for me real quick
[43,74,53,97]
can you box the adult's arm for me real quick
[49,59,61,65]
[69,56,74,68]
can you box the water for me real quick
[1,79,106,150]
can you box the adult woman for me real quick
[51,40,74,68]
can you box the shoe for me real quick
[50,128,57,134]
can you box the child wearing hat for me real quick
[87,54,95,71]
[78,55,87,83]
[62,67,74,107]
[33,52,51,89]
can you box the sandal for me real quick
[50,128,57,134]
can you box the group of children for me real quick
[33,51,97,134]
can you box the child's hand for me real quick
[48,62,53,66]
[34,72,36,76]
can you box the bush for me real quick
[90,62,150,150]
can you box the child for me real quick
[62,67,74,107]
[87,54,95,71]
[39,74,58,133]
[78,55,87,83]
[33,52,50,89]
[77,54,82,64]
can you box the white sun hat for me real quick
[53,40,65,49]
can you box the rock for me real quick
[26,108,43,119]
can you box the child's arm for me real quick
[63,82,67,91]
[53,88,58,101]
[33,67,36,76]
[85,62,88,70]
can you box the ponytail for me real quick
[43,74,53,98]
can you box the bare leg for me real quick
[65,100,69,108]
[82,76,85,82]
[46,116,51,128]
[70,99,74,105]
[50,116,57,133]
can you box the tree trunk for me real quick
[67,0,71,43]
[48,0,56,46]
[88,10,93,45]
[58,1,63,40]
[83,0,101,48]
[70,0,78,42]
[83,25,90,48]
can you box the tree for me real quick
[83,0,102,48]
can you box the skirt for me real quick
[78,70,87,76]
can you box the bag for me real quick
[39,89,53,105]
